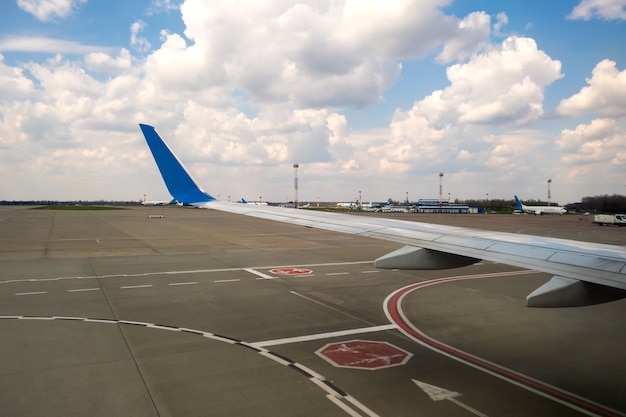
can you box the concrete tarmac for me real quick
[0,205,624,417]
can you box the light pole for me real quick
[293,163,299,209]
[547,179,552,206]
[439,172,444,213]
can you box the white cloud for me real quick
[130,20,152,53]
[555,119,626,196]
[0,36,116,55]
[26,57,101,100]
[0,55,35,99]
[395,36,562,134]
[172,0,465,108]
[437,11,492,63]
[567,0,626,20]
[351,35,565,199]
[147,0,181,15]
[0,1,623,203]
[16,0,86,22]
[558,118,626,163]
[84,49,133,74]
[493,12,509,34]
[556,59,626,118]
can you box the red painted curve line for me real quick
[384,271,624,417]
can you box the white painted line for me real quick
[168,281,197,286]
[202,333,238,344]
[15,291,48,296]
[449,397,489,417]
[292,362,326,381]
[258,351,292,366]
[68,288,100,292]
[327,272,349,276]
[311,376,341,397]
[252,324,397,347]
[244,268,276,280]
[360,270,380,274]
[120,285,153,289]
[344,395,382,417]
[326,395,364,417]
[2,315,377,417]
[147,324,181,332]
[83,318,116,324]
[1,261,375,284]
[119,320,148,326]
[214,279,240,283]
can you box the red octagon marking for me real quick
[270,267,313,276]
[316,340,412,370]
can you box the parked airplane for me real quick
[336,201,359,208]
[139,124,625,308]
[241,198,268,206]
[141,200,172,206]
[515,195,567,215]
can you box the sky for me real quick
[0,0,625,204]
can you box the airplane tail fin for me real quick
[139,124,215,204]
[514,195,523,210]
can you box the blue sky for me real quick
[0,0,625,204]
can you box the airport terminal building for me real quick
[411,199,472,213]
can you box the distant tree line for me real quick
[460,195,626,213]
[0,200,142,206]
[403,194,626,213]
[579,194,626,213]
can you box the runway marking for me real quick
[168,281,197,286]
[0,261,373,284]
[327,272,349,276]
[413,379,488,417]
[252,324,397,347]
[384,270,623,417]
[360,270,379,274]
[244,268,275,280]
[0,315,379,417]
[15,291,47,296]
[67,288,100,292]
[327,395,364,417]
[120,284,153,289]
[214,279,240,283]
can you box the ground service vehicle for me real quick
[593,214,626,226]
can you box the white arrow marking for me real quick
[413,379,489,417]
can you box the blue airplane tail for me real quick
[514,195,523,210]
[139,124,215,204]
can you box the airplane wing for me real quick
[139,124,626,307]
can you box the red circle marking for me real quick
[270,267,313,275]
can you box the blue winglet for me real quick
[514,195,523,210]
[139,124,215,204]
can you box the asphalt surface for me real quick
[0,205,624,417]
